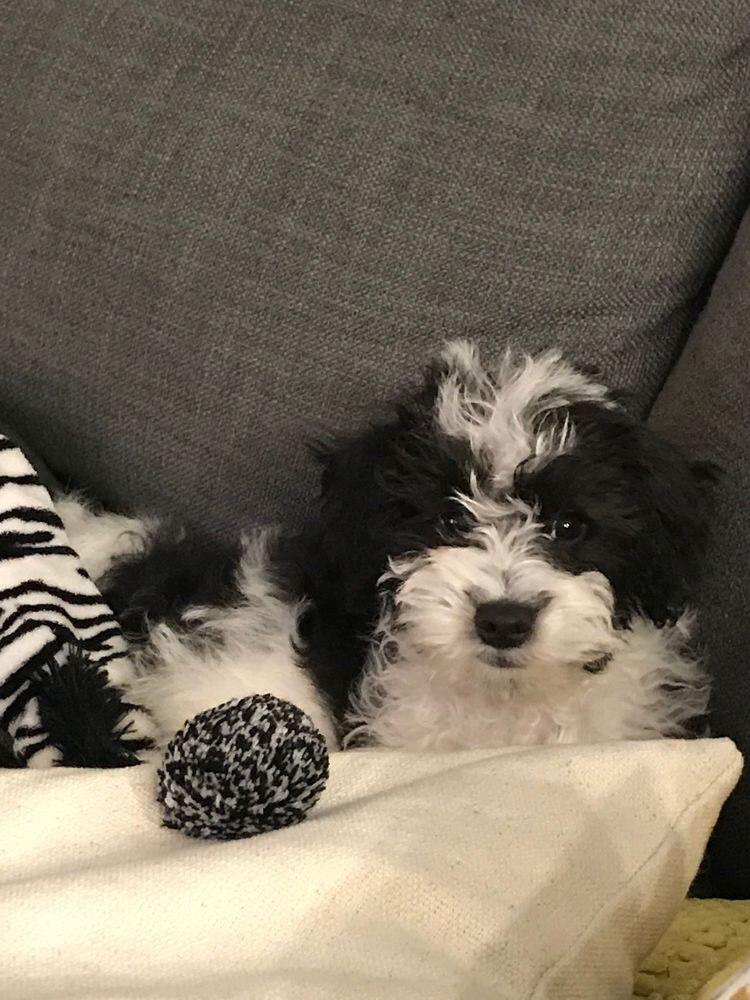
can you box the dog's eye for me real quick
[438,506,475,538]
[552,513,588,544]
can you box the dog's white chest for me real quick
[349,657,600,750]
[347,622,706,750]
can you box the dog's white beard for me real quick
[394,531,616,675]
[346,527,708,750]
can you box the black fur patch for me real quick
[101,522,243,643]
[515,403,714,626]
[0,726,21,767]
[277,379,476,718]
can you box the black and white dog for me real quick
[60,343,714,752]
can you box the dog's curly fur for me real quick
[61,343,714,752]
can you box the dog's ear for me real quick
[631,433,718,625]
[301,393,472,619]
[300,426,406,620]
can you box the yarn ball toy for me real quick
[157,694,330,840]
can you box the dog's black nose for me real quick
[474,600,537,650]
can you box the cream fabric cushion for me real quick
[0,740,741,1000]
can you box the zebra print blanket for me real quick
[0,433,153,767]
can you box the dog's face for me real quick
[311,343,713,686]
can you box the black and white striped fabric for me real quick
[0,432,150,767]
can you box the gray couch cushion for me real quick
[650,207,750,898]
[0,2,749,535]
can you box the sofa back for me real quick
[1,2,748,535]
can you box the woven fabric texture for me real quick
[0,740,741,999]
[0,2,749,534]
[650,207,750,899]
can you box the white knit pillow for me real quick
[0,739,740,1000]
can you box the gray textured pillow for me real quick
[0,2,748,534]
[650,207,750,899]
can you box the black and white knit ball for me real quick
[157,694,330,840]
